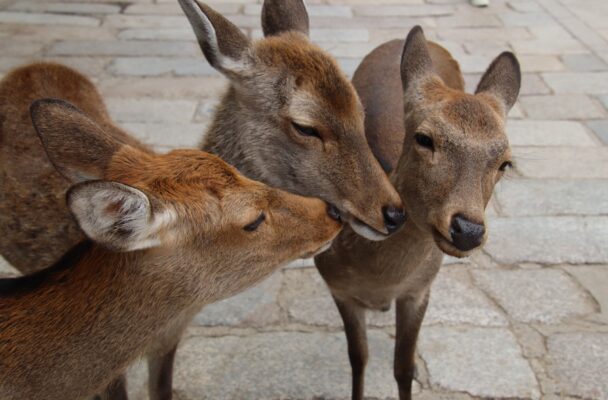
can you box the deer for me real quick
[1,1,406,399]
[315,26,521,400]
[0,93,341,400]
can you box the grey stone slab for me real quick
[506,120,596,146]
[103,14,191,29]
[106,98,197,124]
[600,94,608,110]
[499,11,557,27]
[118,28,194,41]
[8,1,121,14]
[424,269,508,327]
[173,331,403,400]
[99,76,228,100]
[518,55,565,72]
[494,179,608,216]
[472,269,596,323]
[121,122,206,149]
[245,4,353,17]
[513,146,608,178]
[436,27,530,42]
[353,4,453,16]
[0,11,100,26]
[484,216,608,264]
[547,333,608,399]
[0,39,43,56]
[563,265,608,323]
[125,3,241,15]
[543,72,608,94]
[519,74,552,95]
[587,119,608,144]
[518,95,606,120]
[49,40,199,57]
[193,273,282,327]
[0,24,116,41]
[561,53,608,72]
[419,326,539,399]
[109,57,215,77]
[0,256,18,277]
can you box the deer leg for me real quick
[95,374,128,400]
[394,291,430,400]
[334,296,368,400]
[148,345,178,400]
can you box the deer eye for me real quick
[414,133,434,151]
[499,161,513,172]
[292,122,321,139]
[243,212,266,232]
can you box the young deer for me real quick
[0,98,341,400]
[315,26,521,400]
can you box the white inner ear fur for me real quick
[182,0,247,73]
[71,184,177,252]
[289,91,320,126]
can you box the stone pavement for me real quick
[1,0,607,398]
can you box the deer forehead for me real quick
[255,33,362,120]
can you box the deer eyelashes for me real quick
[243,212,266,232]
[291,122,322,140]
[414,132,434,151]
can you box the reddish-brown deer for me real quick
[316,26,521,400]
[0,96,341,400]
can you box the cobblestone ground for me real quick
[1,0,608,399]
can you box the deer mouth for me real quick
[432,228,473,258]
[348,217,389,241]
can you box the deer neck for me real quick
[201,86,272,184]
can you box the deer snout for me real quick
[382,205,406,234]
[450,214,485,252]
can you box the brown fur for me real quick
[0,63,147,272]
[315,26,521,400]
[0,93,340,400]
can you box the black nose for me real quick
[326,203,342,222]
[450,214,485,252]
[382,205,406,234]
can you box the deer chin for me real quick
[348,217,389,241]
[432,228,477,258]
[300,240,334,259]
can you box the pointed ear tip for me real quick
[30,98,79,119]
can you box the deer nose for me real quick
[382,205,406,234]
[450,214,485,252]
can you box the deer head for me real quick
[30,99,342,269]
[395,27,521,257]
[178,0,406,241]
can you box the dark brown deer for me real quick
[0,96,341,400]
[315,26,521,400]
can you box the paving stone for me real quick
[519,73,552,95]
[121,122,206,149]
[543,72,608,94]
[106,98,197,124]
[173,331,402,400]
[484,216,608,264]
[436,28,531,42]
[587,119,608,144]
[251,28,370,43]
[118,28,194,41]
[561,53,608,72]
[600,94,608,110]
[424,269,508,327]
[506,120,596,146]
[245,4,353,18]
[511,38,587,55]
[472,269,596,323]
[99,76,228,99]
[0,256,18,277]
[103,14,191,29]
[519,95,605,119]
[0,24,116,41]
[563,265,608,323]
[547,333,608,399]
[436,13,503,28]
[0,11,100,26]
[508,0,544,12]
[194,99,220,122]
[318,41,378,58]
[8,1,121,14]
[418,326,539,398]
[518,55,565,72]
[0,39,43,56]
[353,5,453,17]
[513,146,608,178]
[49,40,199,56]
[193,273,282,327]
[495,179,608,216]
[125,3,241,15]
[109,57,215,77]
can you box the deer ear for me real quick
[262,0,309,37]
[30,99,121,183]
[67,181,171,252]
[475,52,521,114]
[179,0,251,75]
[400,26,434,95]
